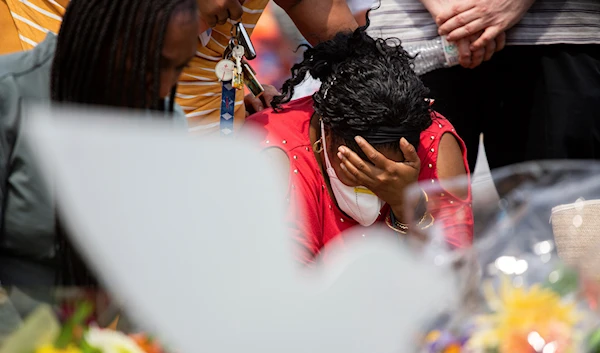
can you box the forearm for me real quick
[418,0,449,19]
[390,190,426,225]
[275,0,358,46]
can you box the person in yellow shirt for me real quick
[0,0,358,135]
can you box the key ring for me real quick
[230,23,238,40]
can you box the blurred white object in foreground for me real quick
[472,133,500,213]
[23,104,456,353]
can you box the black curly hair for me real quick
[272,16,432,160]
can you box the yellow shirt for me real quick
[179,0,270,135]
[0,0,270,135]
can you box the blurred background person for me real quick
[244,25,473,262]
[0,0,198,319]
[366,0,600,171]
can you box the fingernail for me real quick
[400,137,408,146]
[337,152,343,160]
[340,164,347,171]
[257,105,264,111]
[354,136,364,144]
[338,146,345,153]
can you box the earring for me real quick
[313,138,323,153]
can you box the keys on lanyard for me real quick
[231,44,245,90]
[215,23,264,97]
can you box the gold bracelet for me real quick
[385,212,407,234]
[421,188,429,203]
[418,212,435,230]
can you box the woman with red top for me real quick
[244,22,474,262]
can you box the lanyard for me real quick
[219,81,235,136]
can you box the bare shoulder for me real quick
[436,132,469,200]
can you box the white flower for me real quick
[84,327,146,353]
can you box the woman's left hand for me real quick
[337,136,420,217]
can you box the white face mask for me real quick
[321,121,385,226]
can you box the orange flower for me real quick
[442,343,462,353]
[500,331,536,353]
[130,334,164,353]
[496,322,572,353]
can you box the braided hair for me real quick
[51,0,197,112]
[272,15,432,160]
[51,0,197,287]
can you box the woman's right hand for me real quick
[336,136,421,219]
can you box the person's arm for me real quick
[432,132,473,247]
[436,0,536,50]
[418,0,448,19]
[437,133,468,199]
[274,0,358,46]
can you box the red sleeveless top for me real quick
[244,97,474,262]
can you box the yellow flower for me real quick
[468,276,580,353]
[35,344,83,353]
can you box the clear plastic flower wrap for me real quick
[401,161,600,353]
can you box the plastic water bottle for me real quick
[404,36,460,76]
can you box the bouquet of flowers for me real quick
[419,268,600,353]
[409,161,600,353]
[0,302,167,353]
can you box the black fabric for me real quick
[420,44,600,171]
[337,126,421,151]
[55,211,98,287]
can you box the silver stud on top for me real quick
[430,136,435,140]
[340,218,345,223]
[282,140,287,144]
[265,140,270,144]
[329,205,332,210]
[428,163,433,168]
[293,155,297,159]
[438,124,443,128]
[305,147,310,151]
[431,179,435,184]
[430,148,435,153]
[294,169,298,174]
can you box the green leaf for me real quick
[543,265,579,297]
[587,328,600,353]
[54,301,94,349]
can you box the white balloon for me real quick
[24,104,457,353]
